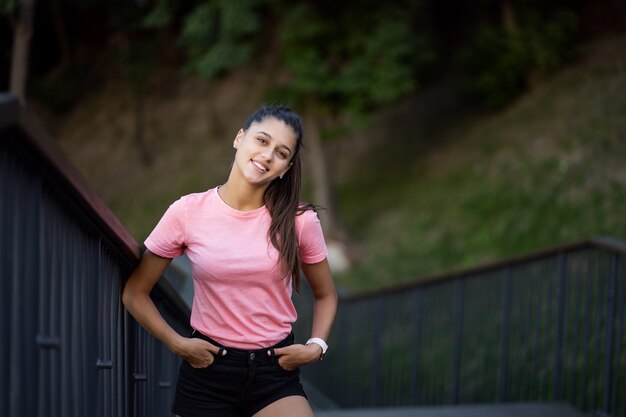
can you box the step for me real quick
[316,402,587,417]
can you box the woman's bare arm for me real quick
[301,258,338,344]
[273,258,338,369]
[122,249,223,367]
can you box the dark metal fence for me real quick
[0,95,190,417]
[295,238,626,416]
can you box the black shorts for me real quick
[171,330,307,417]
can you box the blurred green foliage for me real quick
[120,38,156,98]
[178,0,263,78]
[457,8,579,108]
[0,0,19,15]
[142,0,176,27]
[276,2,434,121]
[28,67,95,113]
[6,0,602,112]
[166,0,435,131]
[131,1,587,111]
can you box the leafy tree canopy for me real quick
[277,2,435,120]
[152,0,435,127]
[177,0,265,78]
[0,0,20,15]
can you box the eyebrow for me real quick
[256,130,293,154]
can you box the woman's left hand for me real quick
[271,343,323,371]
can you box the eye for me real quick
[256,137,267,144]
[276,150,288,159]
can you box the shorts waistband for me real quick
[190,330,294,360]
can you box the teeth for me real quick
[252,161,267,172]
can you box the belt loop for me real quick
[268,348,276,363]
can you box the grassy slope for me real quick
[47,35,626,293]
[335,34,626,291]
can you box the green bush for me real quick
[456,9,578,109]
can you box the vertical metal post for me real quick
[579,257,594,411]
[569,255,583,406]
[453,279,465,404]
[123,295,131,417]
[332,307,348,405]
[611,254,626,417]
[591,254,605,412]
[411,291,422,404]
[602,253,618,414]
[499,268,512,402]
[609,255,624,415]
[0,150,6,417]
[371,298,384,407]
[554,253,567,400]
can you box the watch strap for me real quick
[306,337,328,360]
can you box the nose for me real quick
[260,148,273,162]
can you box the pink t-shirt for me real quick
[144,187,328,349]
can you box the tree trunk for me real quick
[304,109,365,270]
[134,95,153,166]
[304,111,332,226]
[501,0,518,34]
[10,0,36,104]
[304,109,349,242]
[46,0,71,82]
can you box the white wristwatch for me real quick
[306,337,328,360]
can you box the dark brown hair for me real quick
[243,105,316,292]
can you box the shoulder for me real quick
[295,205,322,236]
[294,205,328,261]
[172,188,215,209]
[295,205,320,223]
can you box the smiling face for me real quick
[232,117,298,187]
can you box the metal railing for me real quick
[0,94,190,417]
[295,237,626,416]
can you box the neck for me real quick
[218,178,268,211]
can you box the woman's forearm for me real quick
[302,259,338,342]
[310,291,338,341]
[122,289,185,355]
[122,250,186,355]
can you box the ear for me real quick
[233,128,244,149]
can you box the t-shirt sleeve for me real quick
[144,197,187,258]
[298,210,328,264]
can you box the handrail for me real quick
[0,93,189,315]
[343,235,626,302]
[1,93,193,417]
[0,94,137,260]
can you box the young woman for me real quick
[122,105,338,417]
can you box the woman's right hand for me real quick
[176,337,227,368]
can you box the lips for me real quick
[251,160,269,173]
